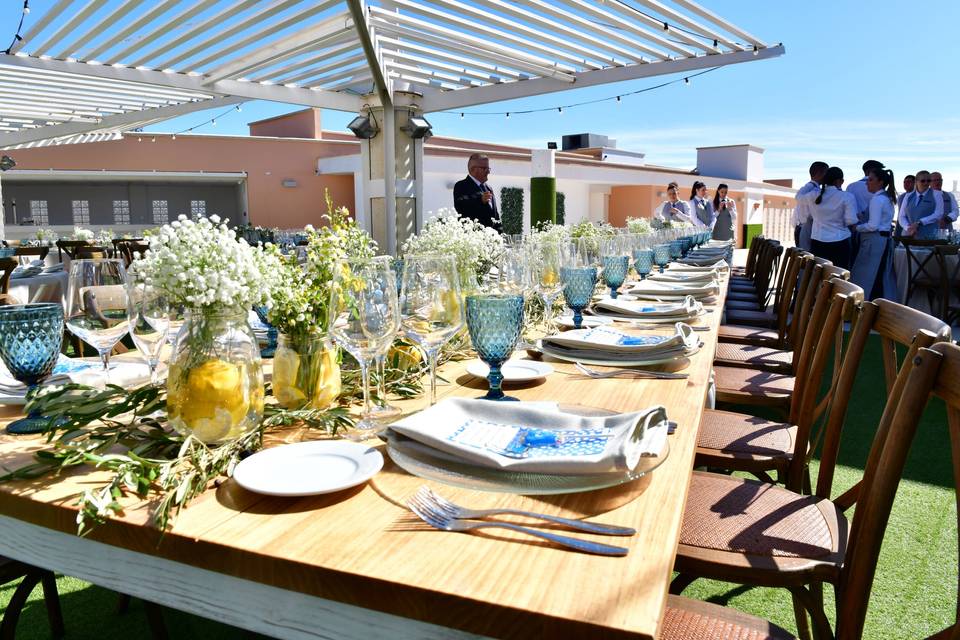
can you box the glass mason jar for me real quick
[167,308,264,444]
[271,332,341,410]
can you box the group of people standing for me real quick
[793,160,958,300]
[655,181,737,242]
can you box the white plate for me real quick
[586,308,707,325]
[465,359,553,382]
[556,315,614,329]
[233,440,384,497]
[539,342,701,367]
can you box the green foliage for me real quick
[499,186,524,235]
[556,191,566,225]
[530,177,556,227]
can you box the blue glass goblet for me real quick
[633,249,654,280]
[391,257,404,295]
[680,236,693,255]
[0,304,64,434]
[466,294,524,401]
[653,244,671,273]
[561,266,597,329]
[254,305,278,359]
[602,256,629,299]
[669,239,683,260]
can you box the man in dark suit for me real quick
[453,153,503,233]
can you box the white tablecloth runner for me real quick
[7,271,69,305]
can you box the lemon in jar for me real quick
[168,359,250,443]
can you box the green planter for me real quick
[499,187,523,235]
[556,191,565,225]
[530,177,556,228]
[744,223,763,248]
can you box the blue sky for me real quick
[6,1,960,188]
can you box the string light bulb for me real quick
[506,112,510,118]
[752,45,759,56]
[662,21,668,30]
[171,134,176,140]
[211,119,216,126]
[460,112,464,119]
[557,107,563,114]
[616,96,621,103]
[22,1,29,14]
[684,77,690,85]
[235,105,242,112]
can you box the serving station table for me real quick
[0,283,724,639]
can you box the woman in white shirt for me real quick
[711,184,736,241]
[688,181,714,229]
[656,182,695,224]
[851,168,897,299]
[797,166,858,268]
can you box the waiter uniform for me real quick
[851,191,896,300]
[900,189,943,239]
[793,180,820,249]
[688,197,714,230]
[453,175,502,232]
[712,198,736,242]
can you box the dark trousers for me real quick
[810,237,852,269]
[794,224,801,246]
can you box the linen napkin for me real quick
[665,262,727,273]
[0,356,151,396]
[388,398,669,474]
[541,323,698,361]
[625,279,720,299]
[646,271,717,284]
[593,295,701,319]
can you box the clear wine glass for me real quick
[368,257,406,421]
[66,259,130,386]
[399,254,464,405]
[330,256,399,440]
[533,239,564,336]
[498,246,531,297]
[126,271,170,385]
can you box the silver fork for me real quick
[615,322,710,331]
[574,362,688,380]
[415,486,635,536]
[407,495,629,556]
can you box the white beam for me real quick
[0,55,362,112]
[555,0,694,58]
[86,0,180,61]
[30,0,110,57]
[278,53,368,86]
[378,36,522,81]
[13,0,74,54]
[346,0,393,105]
[261,43,364,84]
[0,95,243,148]
[382,49,497,84]
[594,0,722,54]
[669,0,766,47]
[105,0,221,65]
[308,62,374,88]
[203,15,356,85]
[629,0,741,50]
[56,0,149,59]
[422,44,785,112]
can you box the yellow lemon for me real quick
[271,345,341,410]
[388,343,422,371]
[272,346,306,408]
[171,360,249,442]
[310,348,341,410]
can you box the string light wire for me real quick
[4,1,30,55]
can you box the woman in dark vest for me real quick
[851,167,897,299]
[687,181,714,231]
[711,184,736,241]
[797,166,858,268]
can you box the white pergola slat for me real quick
[0,0,783,149]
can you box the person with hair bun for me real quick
[900,170,943,239]
[793,161,828,249]
[711,184,736,241]
[688,181,714,230]
[797,166,858,267]
[656,182,696,224]
[851,167,897,299]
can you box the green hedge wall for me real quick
[556,191,565,225]
[500,187,524,235]
[530,177,556,228]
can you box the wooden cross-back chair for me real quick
[56,239,91,260]
[726,243,787,312]
[725,249,811,330]
[0,258,17,295]
[733,235,765,278]
[14,246,50,263]
[672,298,951,639]
[697,278,864,491]
[900,237,946,312]
[662,337,960,640]
[114,241,150,268]
[933,244,960,324]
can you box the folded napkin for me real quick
[647,271,717,284]
[10,265,43,279]
[593,295,701,319]
[542,323,697,357]
[389,398,669,474]
[676,257,730,268]
[0,356,151,396]
[42,263,64,273]
[665,262,727,273]
[625,279,720,299]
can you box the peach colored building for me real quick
[0,109,797,247]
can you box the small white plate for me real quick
[465,359,554,382]
[539,342,702,367]
[233,440,383,497]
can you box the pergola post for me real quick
[358,91,425,254]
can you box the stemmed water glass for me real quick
[465,293,524,401]
[498,246,531,297]
[126,272,170,385]
[533,239,564,336]
[368,257,406,421]
[65,259,130,386]
[330,256,400,440]
[600,236,629,299]
[561,242,598,330]
[653,243,672,273]
[400,254,464,406]
[0,303,64,434]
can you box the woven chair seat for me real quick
[680,472,844,559]
[697,409,796,458]
[718,324,780,346]
[728,280,758,290]
[726,299,766,312]
[724,308,777,328]
[662,596,797,640]
[714,366,794,409]
[726,290,761,303]
[714,343,793,371]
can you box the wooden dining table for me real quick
[0,280,725,640]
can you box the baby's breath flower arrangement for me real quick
[625,216,653,235]
[71,226,95,241]
[134,214,281,444]
[401,209,504,287]
[264,202,377,410]
[29,228,58,246]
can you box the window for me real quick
[190,200,206,219]
[113,200,130,224]
[29,200,48,225]
[71,200,90,224]
[152,200,168,224]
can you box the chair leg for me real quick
[143,601,170,640]
[669,572,697,595]
[116,592,132,614]
[0,571,42,640]
[790,587,812,640]
[40,570,65,638]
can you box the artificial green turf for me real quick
[1,335,956,639]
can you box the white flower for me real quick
[625,217,653,235]
[401,209,504,282]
